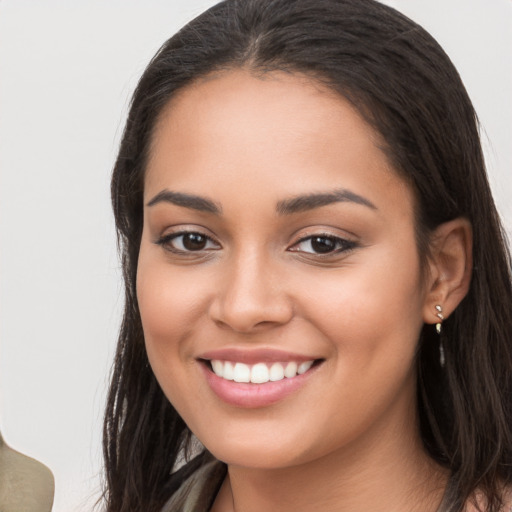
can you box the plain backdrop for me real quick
[0,1,510,511]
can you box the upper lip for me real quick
[198,348,321,364]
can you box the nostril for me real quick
[208,281,294,333]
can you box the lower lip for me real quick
[200,362,319,408]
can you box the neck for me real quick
[214,400,448,512]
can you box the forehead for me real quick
[150,69,383,164]
[145,69,413,219]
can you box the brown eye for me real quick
[310,236,336,254]
[155,231,220,253]
[289,235,357,255]
[182,233,208,251]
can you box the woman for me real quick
[103,0,512,511]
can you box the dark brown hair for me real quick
[104,1,512,510]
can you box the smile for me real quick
[210,360,315,384]
[198,352,323,408]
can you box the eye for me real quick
[155,231,220,253]
[289,235,356,255]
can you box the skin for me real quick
[137,69,471,512]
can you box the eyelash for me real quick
[288,234,357,256]
[156,230,358,258]
[155,231,220,254]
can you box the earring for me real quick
[435,305,444,334]
[435,305,445,367]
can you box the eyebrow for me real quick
[276,188,377,215]
[146,187,376,216]
[146,190,222,214]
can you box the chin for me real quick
[190,416,332,470]
[207,440,309,469]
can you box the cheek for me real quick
[287,255,425,448]
[136,248,208,364]
[300,245,425,366]
[136,250,214,417]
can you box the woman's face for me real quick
[137,70,431,469]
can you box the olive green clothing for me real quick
[0,433,55,512]
[161,459,227,512]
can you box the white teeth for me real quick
[298,361,314,374]
[223,361,234,381]
[210,359,315,384]
[284,362,298,378]
[211,360,224,377]
[233,362,251,383]
[269,362,285,381]
[250,363,269,384]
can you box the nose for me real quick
[208,249,294,333]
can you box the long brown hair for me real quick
[104,1,512,510]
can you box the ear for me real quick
[422,218,473,324]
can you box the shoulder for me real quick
[499,486,512,512]
[464,486,512,512]
[0,441,54,512]
[160,457,227,512]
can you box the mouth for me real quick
[201,359,321,384]
[197,352,324,408]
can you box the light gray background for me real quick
[0,1,510,511]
